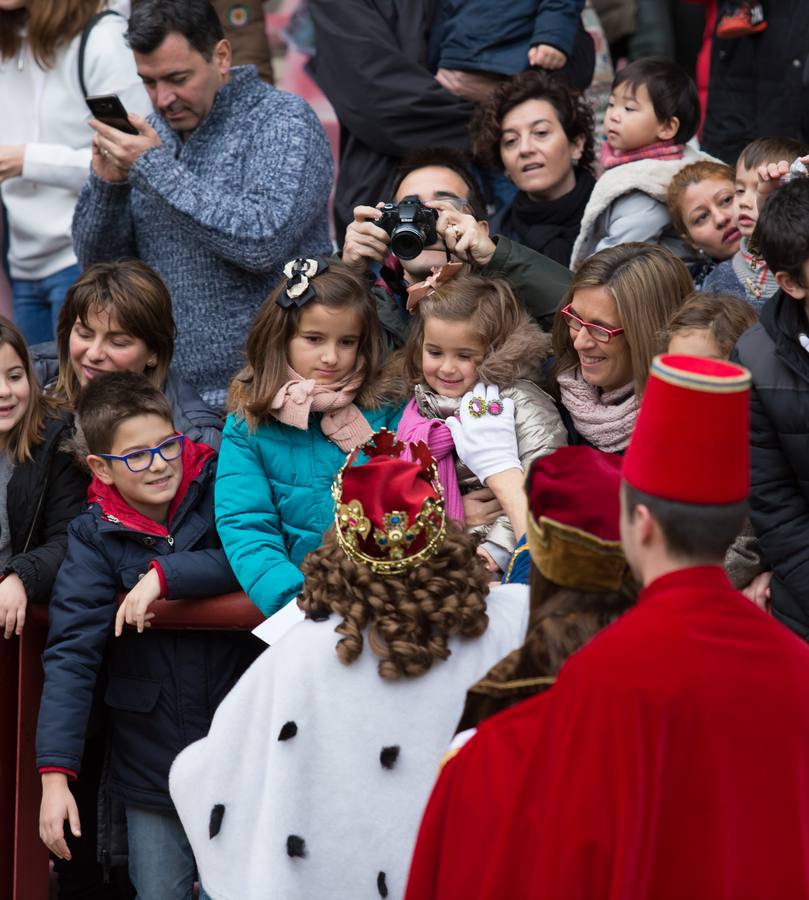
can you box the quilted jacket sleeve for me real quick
[215,417,304,617]
[36,518,117,773]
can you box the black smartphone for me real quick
[86,94,139,135]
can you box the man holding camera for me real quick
[341,148,572,352]
[72,0,332,409]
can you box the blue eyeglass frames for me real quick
[99,435,185,473]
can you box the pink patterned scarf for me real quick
[397,398,465,523]
[557,370,638,453]
[601,139,685,171]
[270,365,374,452]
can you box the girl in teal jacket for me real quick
[216,259,403,616]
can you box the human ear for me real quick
[87,455,115,485]
[656,116,680,143]
[571,134,586,161]
[775,271,808,300]
[214,39,232,75]
[634,504,656,547]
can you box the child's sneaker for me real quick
[716,2,767,39]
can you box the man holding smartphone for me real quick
[72,0,333,410]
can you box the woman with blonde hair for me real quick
[170,429,530,900]
[552,242,692,451]
[0,0,150,342]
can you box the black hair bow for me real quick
[277,257,330,309]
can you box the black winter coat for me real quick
[5,413,89,604]
[307,0,473,243]
[733,291,809,638]
[36,443,261,807]
[702,0,809,163]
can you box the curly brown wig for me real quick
[470,70,596,175]
[298,523,491,681]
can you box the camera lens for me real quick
[390,224,425,260]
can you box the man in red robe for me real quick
[405,354,809,900]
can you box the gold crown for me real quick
[331,430,447,575]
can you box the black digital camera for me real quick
[377,196,439,260]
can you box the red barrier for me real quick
[0,640,18,900]
[4,593,264,900]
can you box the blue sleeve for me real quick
[156,547,240,600]
[215,417,304,616]
[127,100,333,274]
[502,536,532,585]
[531,0,585,55]
[71,173,137,266]
[36,521,117,773]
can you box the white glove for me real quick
[446,383,521,484]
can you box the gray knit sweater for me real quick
[72,66,333,403]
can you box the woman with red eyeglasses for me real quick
[551,243,693,452]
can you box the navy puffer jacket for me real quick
[431,0,587,77]
[36,440,261,807]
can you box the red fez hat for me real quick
[526,446,627,592]
[332,430,446,574]
[622,354,751,504]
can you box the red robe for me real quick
[406,566,809,900]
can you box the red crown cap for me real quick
[332,431,446,573]
[622,354,751,504]
[527,446,622,542]
[526,446,626,592]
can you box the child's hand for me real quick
[528,44,567,70]
[435,68,502,103]
[115,568,163,636]
[40,772,80,861]
[476,546,503,575]
[447,384,521,484]
[756,156,809,199]
[0,573,28,639]
[463,487,503,528]
[741,570,772,612]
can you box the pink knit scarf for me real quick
[600,139,685,171]
[270,365,374,452]
[557,370,638,453]
[397,398,465,523]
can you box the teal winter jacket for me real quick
[216,405,402,616]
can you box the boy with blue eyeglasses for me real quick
[37,371,259,900]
